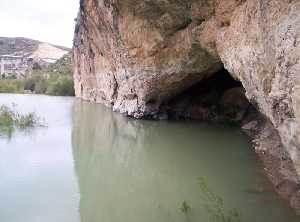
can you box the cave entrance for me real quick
[164,68,253,123]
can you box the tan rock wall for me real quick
[73,0,222,117]
[216,0,300,176]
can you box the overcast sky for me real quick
[0,0,79,47]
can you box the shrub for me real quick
[0,79,25,93]
[17,113,37,129]
[24,78,36,91]
[34,79,48,94]
[0,105,15,136]
[0,105,41,137]
[46,75,75,96]
[24,74,49,94]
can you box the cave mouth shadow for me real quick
[176,68,243,99]
[162,68,256,124]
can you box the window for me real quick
[4,64,13,71]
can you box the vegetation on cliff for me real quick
[0,54,74,96]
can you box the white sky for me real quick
[0,0,79,47]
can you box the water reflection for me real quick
[72,100,299,222]
[0,94,79,222]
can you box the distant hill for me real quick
[0,37,71,79]
[0,37,39,56]
[0,37,70,59]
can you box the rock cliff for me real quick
[73,0,300,211]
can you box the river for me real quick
[0,94,298,222]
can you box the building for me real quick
[0,55,28,79]
[0,41,70,79]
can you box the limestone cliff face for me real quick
[216,0,300,183]
[73,0,222,117]
[73,0,300,210]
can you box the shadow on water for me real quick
[71,100,299,222]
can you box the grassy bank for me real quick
[0,54,74,96]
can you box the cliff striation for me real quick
[73,0,300,212]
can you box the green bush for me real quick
[17,113,37,129]
[0,105,15,135]
[0,105,41,137]
[24,77,36,91]
[0,105,42,137]
[46,75,75,96]
[0,106,14,124]
[34,79,48,94]
[24,74,48,94]
[0,79,25,93]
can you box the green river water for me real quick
[0,94,299,222]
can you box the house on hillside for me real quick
[0,38,70,79]
[0,55,28,79]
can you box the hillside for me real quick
[0,37,71,79]
[0,52,74,96]
[0,37,70,56]
[0,37,39,56]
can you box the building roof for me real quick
[0,55,24,59]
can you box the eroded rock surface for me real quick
[216,0,300,196]
[73,0,300,212]
[217,0,300,211]
[73,0,222,118]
